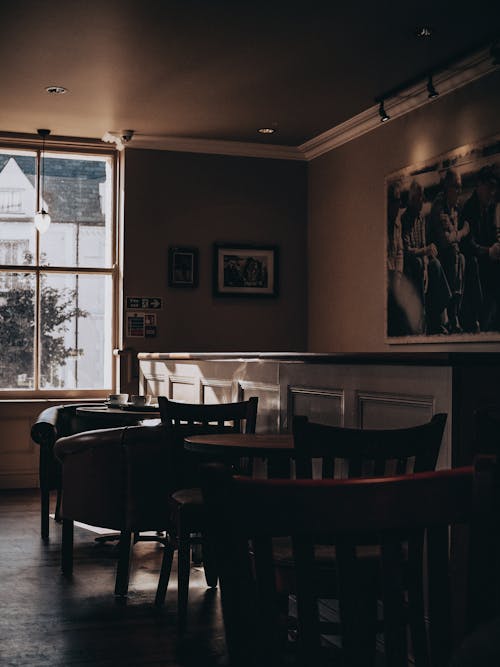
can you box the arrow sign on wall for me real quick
[126,297,163,310]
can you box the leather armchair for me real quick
[54,423,174,597]
[30,402,106,540]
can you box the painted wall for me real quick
[123,150,308,353]
[308,70,500,352]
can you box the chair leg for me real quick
[61,518,74,575]
[202,533,218,588]
[114,530,133,597]
[54,487,62,523]
[177,529,191,633]
[41,487,50,541]
[408,535,431,667]
[191,537,203,565]
[155,541,175,606]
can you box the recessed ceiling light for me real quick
[45,85,68,95]
[416,26,432,38]
[258,127,275,134]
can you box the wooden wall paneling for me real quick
[200,379,233,405]
[287,385,344,428]
[356,391,434,430]
[236,380,280,434]
[168,375,199,403]
[140,371,167,399]
[0,401,52,489]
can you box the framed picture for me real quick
[386,133,500,343]
[168,247,198,288]
[213,244,279,297]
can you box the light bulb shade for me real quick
[34,210,51,234]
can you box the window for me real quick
[0,144,118,394]
[0,189,24,215]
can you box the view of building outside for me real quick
[0,148,115,391]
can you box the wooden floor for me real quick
[0,490,227,666]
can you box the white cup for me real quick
[108,393,129,406]
[130,394,152,407]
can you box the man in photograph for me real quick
[429,169,469,333]
[461,165,500,331]
[401,180,451,334]
[387,180,406,334]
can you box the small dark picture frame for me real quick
[213,244,279,297]
[168,247,199,288]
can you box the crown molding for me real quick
[4,46,491,163]
[128,134,305,161]
[299,47,498,161]
[126,46,497,163]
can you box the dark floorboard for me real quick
[0,490,227,666]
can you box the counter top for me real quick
[137,351,500,366]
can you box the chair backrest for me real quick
[31,402,108,446]
[54,423,173,531]
[292,413,447,479]
[201,457,497,667]
[158,396,258,484]
[158,396,258,433]
[31,402,107,491]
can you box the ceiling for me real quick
[1,0,499,149]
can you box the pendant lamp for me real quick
[34,129,51,234]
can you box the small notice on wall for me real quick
[126,296,162,310]
[126,312,158,338]
[127,313,145,337]
[144,313,157,338]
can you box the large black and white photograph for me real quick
[387,134,500,342]
[214,244,278,297]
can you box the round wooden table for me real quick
[76,404,160,427]
[184,432,292,456]
[184,433,294,477]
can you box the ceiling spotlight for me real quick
[427,75,439,99]
[45,85,67,95]
[378,101,390,123]
[258,127,275,134]
[417,26,432,38]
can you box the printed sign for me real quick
[127,313,145,337]
[126,297,162,310]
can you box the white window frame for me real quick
[0,135,121,399]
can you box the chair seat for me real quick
[272,537,382,563]
[271,537,393,596]
[170,487,205,531]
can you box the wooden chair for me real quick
[201,458,497,667]
[31,402,107,540]
[293,412,447,480]
[268,413,447,662]
[155,396,258,631]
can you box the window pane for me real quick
[0,151,36,267]
[0,272,35,388]
[39,154,113,268]
[39,273,113,390]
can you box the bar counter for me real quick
[138,352,500,468]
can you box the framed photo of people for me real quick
[386,133,500,342]
[213,244,278,297]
